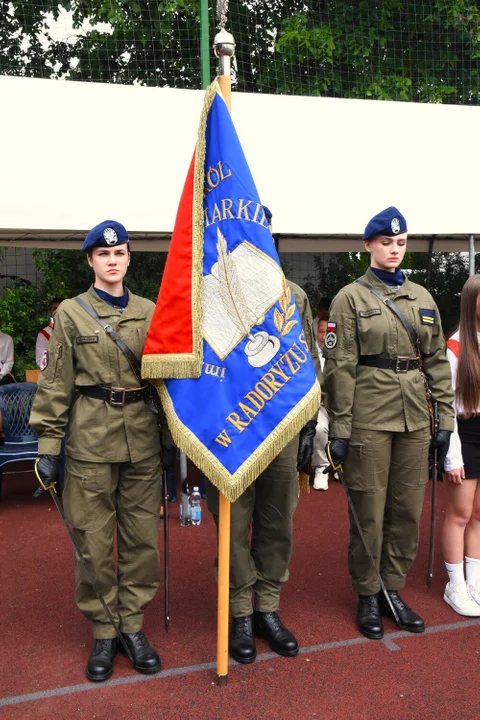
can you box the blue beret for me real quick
[363,207,407,241]
[82,220,129,251]
[262,205,272,224]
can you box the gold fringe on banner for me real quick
[142,80,220,380]
[158,378,321,503]
[298,471,311,494]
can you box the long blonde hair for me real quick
[457,275,480,418]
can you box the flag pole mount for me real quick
[214,29,235,111]
[213,22,235,689]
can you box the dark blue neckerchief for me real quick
[94,286,129,310]
[370,266,405,288]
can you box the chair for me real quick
[0,382,38,497]
[25,369,41,383]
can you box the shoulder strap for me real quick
[74,296,142,384]
[355,279,420,356]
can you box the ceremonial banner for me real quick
[142,81,320,501]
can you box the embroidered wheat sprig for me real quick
[274,276,298,337]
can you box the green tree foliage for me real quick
[0,282,37,379]
[267,1,480,103]
[33,248,166,304]
[1,0,201,85]
[301,252,368,310]
[2,1,480,103]
[0,249,166,378]
[301,250,480,332]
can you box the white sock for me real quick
[465,556,480,587]
[445,561,465,587]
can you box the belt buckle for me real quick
[395,357,410,373]
[109,387,126,406]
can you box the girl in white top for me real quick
[0,330,14,385]
[442,274,480,616]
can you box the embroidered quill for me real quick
[216,228,255,341]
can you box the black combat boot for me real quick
[357,594,384,639]
[379,591,425,633]
[253,611,299,657]
[230,615,256,663]
[119,631,161,674]
[86,638,118,682]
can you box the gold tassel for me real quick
[298,471,311,494]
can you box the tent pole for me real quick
[469,234,475,276]
[426,235,435,291]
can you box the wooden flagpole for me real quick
[213,21,235,688]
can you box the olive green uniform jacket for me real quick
[30,286,160,461]
[323,267,454,436]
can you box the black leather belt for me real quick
[77,385,148,406]
[358,355,420,373]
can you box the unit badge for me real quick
[324,321,338,349]
[391,217,401,234]
[103,227,118,245]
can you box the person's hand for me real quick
[161,443,176,472]
[443,467,464,485]
[296,419,317,471]
[325,438,350,471]
[35,454,61,492]
[430,429,451,470]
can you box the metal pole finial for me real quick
[213,28,235,58]
[214,28,235,79]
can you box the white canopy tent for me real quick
[0,75,477,266]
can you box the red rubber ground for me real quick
[1,463,479,719]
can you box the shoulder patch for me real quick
[359,308,382,318]
[325,322,337,349]
[419,308,436,326]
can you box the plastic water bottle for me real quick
[190,486,202,526]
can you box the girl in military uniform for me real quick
[442,274,480,617]
[323,206,454,639]
[31,221,163,682]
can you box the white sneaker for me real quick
[467,584,480,606]
[444,582,480,617]
[313,468,328,491]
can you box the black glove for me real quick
[162,443,176,473]
[326,438,350,471]
[296,419,317,471]
[429,429,451,471]
[36,454,62,492]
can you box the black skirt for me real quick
[457,416,480,479]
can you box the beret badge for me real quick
[390,217,401,234]
[103,227,118,245]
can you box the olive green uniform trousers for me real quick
[63,454,162,639]
[207,436,299,618]
[343,426,431,596]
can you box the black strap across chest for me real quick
[355,279,420,357]
[74,296,143,385]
